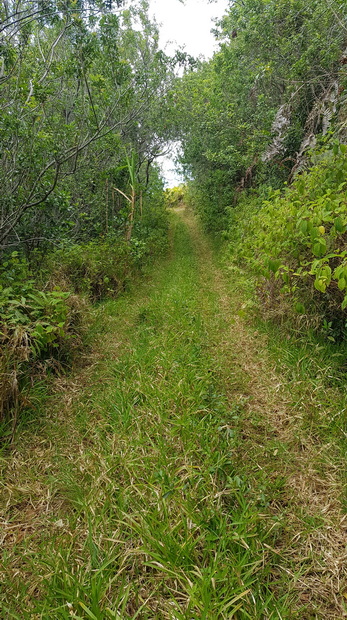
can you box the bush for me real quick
[0,253,77,423]
[0,238,135,426]
[48,239,133,301]
[132,201,170,258]
[164,186,185,209]
[0,219,170,429]
[229,142,347,335]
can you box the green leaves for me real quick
[172,0,346,241]
[0,251,72,359]
[0,1,172,250]
[230,143,347,323]
[267,258,282,274]
[333,263,347,293]
[313,265,331,293]
[334,216,346,234]
[312,237,327,257]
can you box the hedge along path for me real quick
[0,207,346,619]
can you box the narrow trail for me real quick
[180,209,347,617]
[1,208,346,619]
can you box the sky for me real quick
[149,0,229,58]
[148,0,230,187]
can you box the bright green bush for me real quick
[0,253,71,354]
[230,143,347,333]
[164,186,185,209]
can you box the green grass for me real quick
[1,210,347,618]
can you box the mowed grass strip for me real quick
[0,214,291,619]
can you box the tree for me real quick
[0,0,174,251]
[167,0,347,229]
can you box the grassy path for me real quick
[1,208,346,618]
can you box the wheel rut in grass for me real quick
[1,207,346,619]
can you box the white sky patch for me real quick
[148,0,230,187]
[149,0,229,58]
[159,142,184,187]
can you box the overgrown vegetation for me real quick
[0,0,176,250]
[168,0,347,334]
[0,203,169,431]
[0,256,72,432]
[3,0,347,616]
[0,0,175,427]
[2,212,347,618]
[164,185,185,209]
[0,216,302,618]
[228,142,347,335]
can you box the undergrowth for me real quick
[0,224,168,437]
[228,141,347,338]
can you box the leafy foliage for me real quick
[164,185,185,209]
[168,0,347,229]
[0,0,175,425]
[229,143,347,334]
[0,253,70,355]
[165,0,347,335]
[0,189,169,423]
[0,1,174,250]
[49,241,132,300]
[0,253,75,423]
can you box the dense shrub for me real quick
[164,186,185,209]
[132,201,170,258]
[0,253,80,423]
[49,240,133,301]
[229,143,347,335]
[49,213,169,301]
[0,211,170,428]
[184,177,231,233]
[0,240,132,426]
